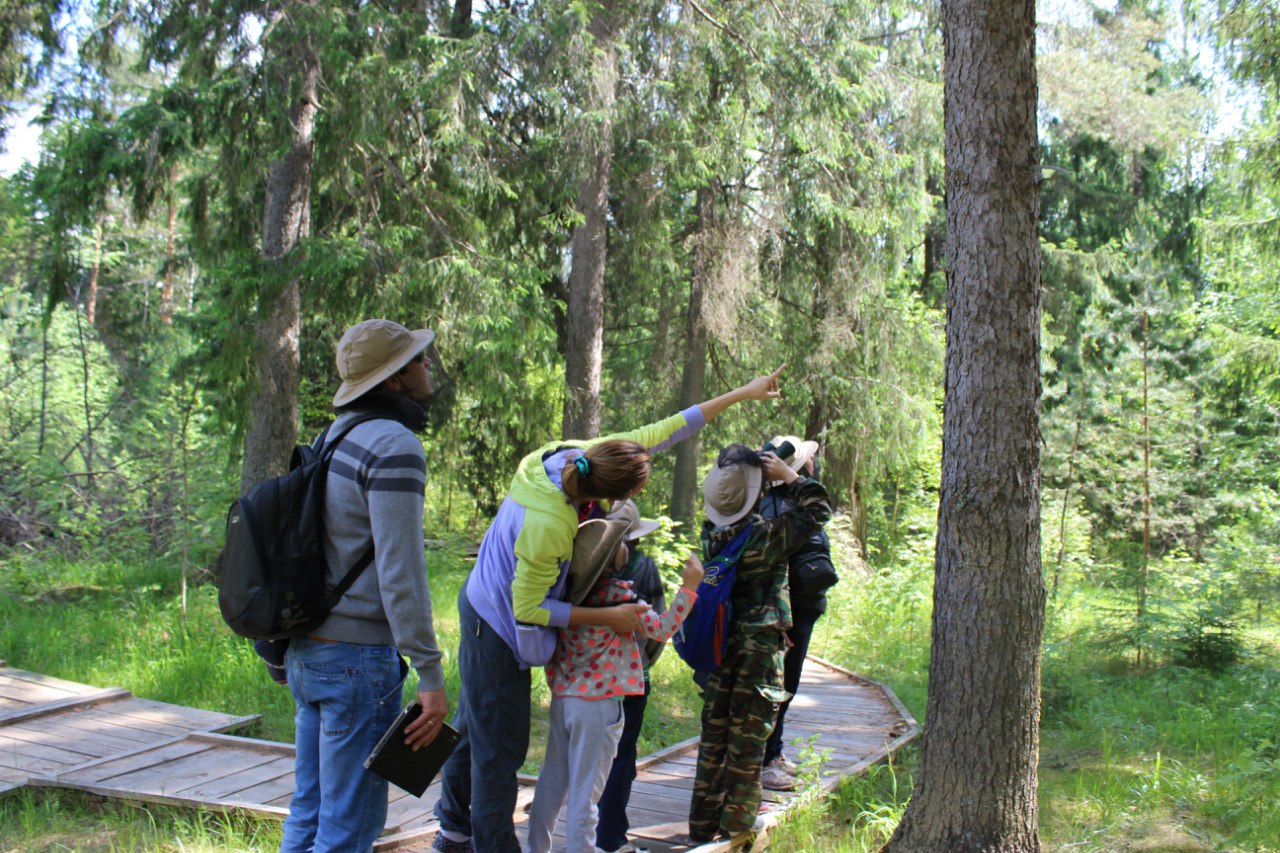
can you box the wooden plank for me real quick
[0,687,133,725]
[0,734,99,771]
[627,778,695,803]
[373,825,438,852]
[103,697,247,732]
[106,744,227,793]
[185,731,294,752]
[199,756,294,801]
[228,770,299,807]
[383,794,437,833]
[60,738,209,784]
[0,726,107,763]
[165,745,294,797]
[29,775,292,820]
[7,713,165,754]
[0,669,100,696]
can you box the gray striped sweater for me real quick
[315,411,444,692]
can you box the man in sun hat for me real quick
[756,435,837,792]
[281,318,452,853]
[527,518,703,853]
[687,443,832,844]
[595,500,665,853]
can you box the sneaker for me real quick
[760,763,797,791]
[770,754,800,776]
[596,843,650,853]
[431,833,473,853]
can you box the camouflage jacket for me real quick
[699,475,833,634]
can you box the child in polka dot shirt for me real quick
[526,547,704,853]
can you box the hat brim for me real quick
[568,519,632,605]
[788,440,820,472]
[704,465,763,527]
[332,328,435,408]
[625,519,661,541]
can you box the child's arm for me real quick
[638,555,704,641]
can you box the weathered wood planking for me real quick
[8,656,917,853]
[0,668,110,712]
[0,666,259,795]
[488,658,919,853]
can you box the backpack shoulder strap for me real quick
[316,413,392,601]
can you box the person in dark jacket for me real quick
[755,436,838,791]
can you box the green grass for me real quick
[3,531,1279,853]
[0,788,283,852]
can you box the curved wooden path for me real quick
[0,658,917,852]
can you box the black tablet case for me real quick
[364,702,460,797]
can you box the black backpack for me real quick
[218,416,382,641]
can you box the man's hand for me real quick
[403,688,448,751]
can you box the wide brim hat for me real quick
[333,319,435,408]
[702,460,764,527]
[606,499,661,541]
[567,518,632,605]
[769,435,820,473]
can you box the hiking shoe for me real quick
[431,834,473,853]
[769,754,800,776]
[761,763,797,791]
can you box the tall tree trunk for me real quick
[669,184,715,523]
[161,171,178,325]
[1137,307,1151,665]
[85,212,105,326]
[883,0,1044,849]
[239,36,319,495]
[562,5,620,439]
[450,0,472,38]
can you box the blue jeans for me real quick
[281,638,406,853]
[763,604,822,763]
[595,684,649,852]
[434,589,530,853]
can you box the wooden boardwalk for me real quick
[0,658,917,852]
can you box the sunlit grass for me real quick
[3,525,1278,852]
[0,788,284,852]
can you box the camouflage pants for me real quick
[688,630,789,839]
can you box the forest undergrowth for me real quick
[2,519,1276,853]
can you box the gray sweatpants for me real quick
[526,695,625,853]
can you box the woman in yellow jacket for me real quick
[432,367,784,853]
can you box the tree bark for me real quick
[562,5,620,439]
[85,212,105,327]
[239,33,318,495]
[669,184,715,523]
[161,172,178,325]
[882,0,1044,849]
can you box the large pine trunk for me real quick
[239,41,319,495]
[562,5,620,439]
[669,184,714,523]
[882,0,1044,849]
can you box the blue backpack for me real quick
[673,524,754,674]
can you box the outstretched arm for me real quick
[698,365,785,423]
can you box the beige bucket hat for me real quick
[702,458,764,527]
[606,499,661,541]
[567,518,632,605]
[769,434,820,473]
[333,319,436,408]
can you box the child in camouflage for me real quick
[687,443,832,843]
[525,518,704,853]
